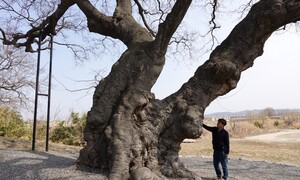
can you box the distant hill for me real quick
[204,108,300,118]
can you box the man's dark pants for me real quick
[213,150,228,179]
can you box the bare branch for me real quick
[54,41,90,61]
[0,0,36,23]
[153,0,193,55]
[75,0,132,45]
[133,0,156,37]
[156,0,166,23]
[208,0,221,46]
[209,0,218,29]
[0,0,76,52]
[53,76,95,93]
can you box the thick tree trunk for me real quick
[77,43,168,179]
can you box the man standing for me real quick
[203,118,230,180]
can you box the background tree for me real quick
[0,44,35,107]
[1,0,300,179]
[261,107,275,118]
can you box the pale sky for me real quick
[153,31,300,114]
[29,29,300,121]
[20,3,300,120]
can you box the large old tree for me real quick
[1,0,300,179]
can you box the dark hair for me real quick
[218,118,227,126]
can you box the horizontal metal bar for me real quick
[38,93,49,97]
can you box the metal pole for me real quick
[32,31,43,151]
[46,35,53,151]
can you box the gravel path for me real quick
[1,150,299,180]
[182,156,300,180]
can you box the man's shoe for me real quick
[214,177,221,180]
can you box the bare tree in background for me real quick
[0,45,35,107]
[1,0,300,179]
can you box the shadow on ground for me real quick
[0,150,106,180]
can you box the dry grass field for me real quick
[180,134,300,165]
[0,136,82,154]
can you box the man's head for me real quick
[217,118,227,128]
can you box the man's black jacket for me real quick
[203,124,230,154]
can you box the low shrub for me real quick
[0,106,27,138]
[50,112,86,146]
[273,120,279,127]
[253,120,264,129]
